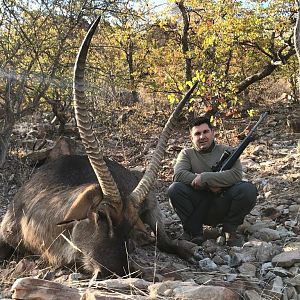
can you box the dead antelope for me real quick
[0,17,199,277]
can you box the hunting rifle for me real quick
[212,112,268,172]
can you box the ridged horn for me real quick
[73,16,122,216]
[129,81,199,206]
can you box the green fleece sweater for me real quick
[173,143,243,188]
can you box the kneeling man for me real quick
[168,117,257,246]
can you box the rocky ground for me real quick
[0,98,299,299]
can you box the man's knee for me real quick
[167,182,188,201]
[168,182,194,222]
[168,182,183,196]
[227,181,257,207]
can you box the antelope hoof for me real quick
[175,239,204,263]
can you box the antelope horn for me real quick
[129,81,199,206]
[73,16,122,217]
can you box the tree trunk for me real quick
[177,0,193,83]
[0,125,13,167]
[126,39,139,104]
[294,0,300,102]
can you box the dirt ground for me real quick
[0,96,299,299]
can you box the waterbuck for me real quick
[0,17,199,277]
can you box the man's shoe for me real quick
[224,232,243,247]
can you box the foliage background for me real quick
[0,0,299,165]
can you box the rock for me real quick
[219,265,232,274]
[256,241,281,262]
[238,263,256,277]
[271,276,283,296]
[264,191,272,199]
[276,225,296,239]
[243,240,264,247]
[68,273,83,282]
[249,207,260,216]
[253,228,280,241]
[289,266,300,276]
[272,267,293,277]
[212,254,227,265]
[272,250,300,267]
[224,273,238,282]
[90,278,151,290]
[198,258,218,272]
[11,258,36,277]
[194,274,215,285]
[289,204,300,215]
[244,289,261,300]
[285,286,298,299]
[246,221,276,234]
[148,281,240,300]
[241,158,259,170]
[202,239,219,253]
[252,145,267,155]
[264,271,276,281]
[284,220,298,229]
[229,253,242,267]
[286,275,300,287]
[230,247,257,265]
[261,262,273,274]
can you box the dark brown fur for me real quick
[0,154,196,276]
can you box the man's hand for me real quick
[191,174,222,193]
[191,174,202,189]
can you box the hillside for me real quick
[0,93,299,299]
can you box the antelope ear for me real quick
[57,184,102,226]
[49,137,72,161]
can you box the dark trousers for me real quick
[168,181,257,236]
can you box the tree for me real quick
[148,0,297,116]
[0,0,131,166]
[89,1,156,105]
[294,0,300,101]
[0,0,87,166]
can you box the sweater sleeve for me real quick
[173,149,197,185]
[173,145,243,187]
[200,159,243,187]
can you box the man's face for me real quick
[190,123,215,150]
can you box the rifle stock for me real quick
[213,112,268,172]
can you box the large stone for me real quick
[256,241,281,262]
[198,258,218,272]
[289,204,300,215]
[271,276,283,296]
[253,228,280,241]
[272,250,300,267]
[94,278,151,290]
[285,286,298,299]
[276,226,296,239]
[238,263,256,277]
[286,275,300,287]
[246,221,276,234]
[230,247,257,265]
[148,281,239,300]
[244,290,261,300]
[284,242,300,252]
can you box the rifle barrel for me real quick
[219,112,268,171]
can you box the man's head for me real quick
[189,117,215,151]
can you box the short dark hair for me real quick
[189,117,213,131]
